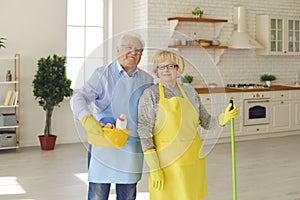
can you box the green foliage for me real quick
[32,54,73,137]
[181,74,194,83]
[0,37,6,49]
[192,7,204,16]
[260,74,277,82]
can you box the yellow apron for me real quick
[149,82,208,200]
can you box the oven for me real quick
[243,92,271,126]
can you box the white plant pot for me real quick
[265,80,271,87]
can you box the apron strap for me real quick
[159,81,188,100]
[158,82,165,99]
[177,82,189,99]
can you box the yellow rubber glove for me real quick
[144,149,164,190]
[80,114,104,145]
[218,103,238,126]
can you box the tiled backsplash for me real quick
[134,0,300,87]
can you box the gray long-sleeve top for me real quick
[137,83,219,152]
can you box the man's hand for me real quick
[80,114,104,145]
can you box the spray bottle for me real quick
[116,114,127,130]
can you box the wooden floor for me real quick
[0,134,300,200]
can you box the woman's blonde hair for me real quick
[151,50,185,75]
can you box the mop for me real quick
[229,99,237,200]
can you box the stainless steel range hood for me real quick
[228,6,263,49]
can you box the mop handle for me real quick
[230,99,237,200]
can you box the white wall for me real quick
[138,0,300,87]
[0,0,138,147]
[111,0,135,35]
[0,0,79,147]
[1,0,300,147]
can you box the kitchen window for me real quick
[66,0,107,89]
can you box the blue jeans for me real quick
[88,182,137,200]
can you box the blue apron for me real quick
[89,65,151,183]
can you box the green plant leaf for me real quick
[32,54,73,136]
[181,74,194,83]
[0,37,6,48]
[260,74,277,82]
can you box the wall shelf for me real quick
[169,45,226,64]
[168,45,228,49]
[0,54,21,150]
[168,17,228,23]
[168,17,228,37]
[168,17,228,64]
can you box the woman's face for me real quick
[156,59,179,85]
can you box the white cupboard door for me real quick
[256,15,300,55]
[271,101,292,131]
[287,18,300,54]
[256,15,285,55]
[294,101,300,129]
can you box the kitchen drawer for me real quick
[199,94,213,105]
[199,93,242,105]
[199,93,227,105]
[272,91,291,100]
[0,113,18,126]
[0,132,17,148]
[226,93,243,102]
[242,124,269,134]
[291,90,300,99]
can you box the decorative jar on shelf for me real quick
[192,7,204,18]
[6,70,12,81]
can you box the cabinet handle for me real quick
[247,100,270,103]
[281,94,284,97]
[256,128,259,131]
[281,101,284,104]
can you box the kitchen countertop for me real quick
[195,85,300,94]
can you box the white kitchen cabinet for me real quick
[270,91,293,132]
[271,100,293,131]
[293,100,300,130]
[293,101,300,129]
[168,17,228,64]
[198,89,300,142]
[286,18,300,53]
[243,125,269,134]
[198,92,242,138]
[256,15,300,55]
[291,91,300,129]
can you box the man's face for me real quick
[117,37,143,69]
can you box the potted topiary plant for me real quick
[181,74,194,84]
[32,54,73,150]
[260,74,277,87]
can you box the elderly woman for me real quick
[137,50,238,200]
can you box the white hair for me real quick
[117,33,145,48]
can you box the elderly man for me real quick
[70,33,153,200]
